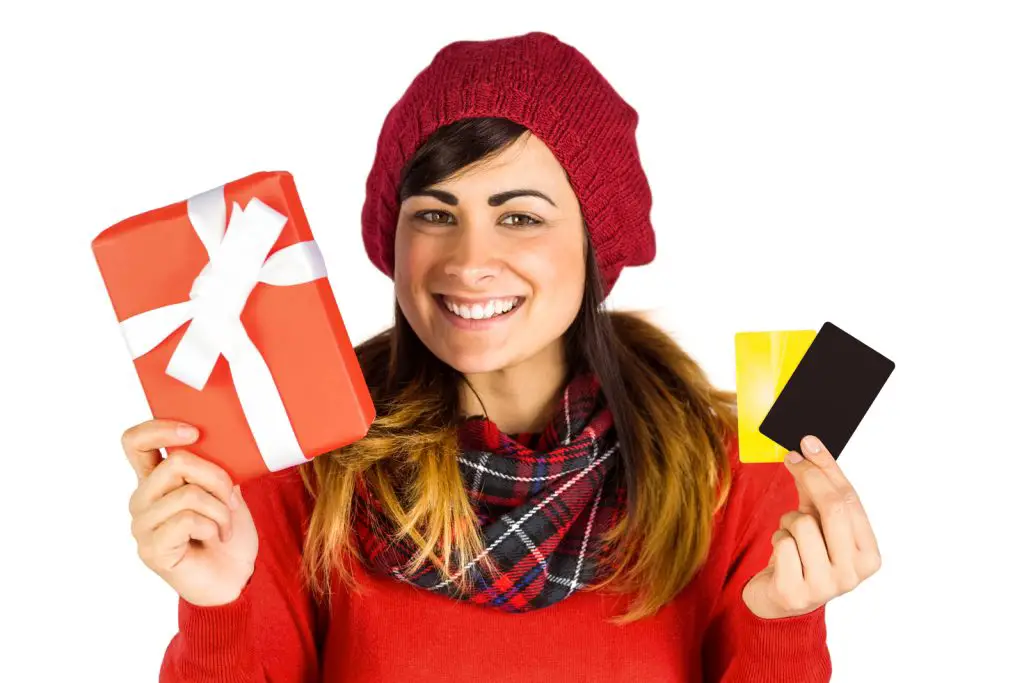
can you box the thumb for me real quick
[783,450,816,514]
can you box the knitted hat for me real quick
[361,31,655,297]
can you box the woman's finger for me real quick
[791,436,879,559]
[142,510,220,570]
[130,450,236,519]
[797,435,851,491]
[813,489,858,573]
[784,455,835,518]
[122,420,199,480]
[839,484,880,557]
[769,528,808,611]
[133,483,234,544]
[780,511,833,599]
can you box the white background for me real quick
[2,1,1021,681]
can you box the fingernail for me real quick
[230,485,241,510]
[786,450,804,464]
[177,424,198,440]
[802,435,821,454]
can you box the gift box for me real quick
[92,171,375,483]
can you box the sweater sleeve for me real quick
[158,467,323,683]
[702,441,832,683]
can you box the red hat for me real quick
[361,31,655,297]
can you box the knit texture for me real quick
[361,31,656,297]
[158,438,832,683]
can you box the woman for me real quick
[123,32,880,682]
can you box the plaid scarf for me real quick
[352,372,627,612]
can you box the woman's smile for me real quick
[432,293,526,330]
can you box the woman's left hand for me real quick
[742,434,881,619]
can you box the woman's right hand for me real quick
[123,419,259,607]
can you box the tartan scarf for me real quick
[352,371,627,613]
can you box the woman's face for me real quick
[394,132,587,376]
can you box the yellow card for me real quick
[735,330,817,463]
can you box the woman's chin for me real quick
[441,351,512,376]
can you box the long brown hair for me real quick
[298,117,737,624]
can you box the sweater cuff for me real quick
[736,601,830,667]
[170,585,259,683]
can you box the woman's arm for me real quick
[701,449,832,682]
[159,468,323,683]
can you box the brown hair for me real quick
[298,118,737,624]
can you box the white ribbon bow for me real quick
[119,185,327,473]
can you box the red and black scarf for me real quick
[353,372,627,612]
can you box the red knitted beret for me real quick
[361,31,655,296]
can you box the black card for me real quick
[758,321,894,459]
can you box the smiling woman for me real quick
[147,32,842,683]
[395,121,588,380]
[288,116,742,637]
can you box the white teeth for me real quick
[443,297,519,320]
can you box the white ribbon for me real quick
[120,185,328,473]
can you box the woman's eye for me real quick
[501,214,541,228]
[416,210,454,224]
[414,211,541,228]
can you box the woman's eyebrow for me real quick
[489,189,557,207]
[411,188,557,207]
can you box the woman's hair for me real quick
[298,117,738,624]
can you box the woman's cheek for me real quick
[522,239,585,292]
[394,232,433,288]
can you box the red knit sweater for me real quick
[159,439,831,682]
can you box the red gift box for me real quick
[92,171,375,483]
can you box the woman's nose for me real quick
[443,222,502,285]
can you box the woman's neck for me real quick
[459,342,568,434]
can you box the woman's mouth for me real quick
[433,294,525,330]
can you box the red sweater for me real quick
[159,440,831,682]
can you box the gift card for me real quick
[735,329,817,463]
[758,321,895,460]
